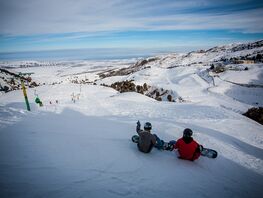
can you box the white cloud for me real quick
[138,8,263,33]
[0,0,262,35]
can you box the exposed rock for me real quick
[104,80,176,102]
[134,57,158,67]
[98,57,158,79]
[243,107,263,125]
[176,96,186,103]
[29,81,38,88]
[155,97,162,101]
[213,65,226,73]
[167,94,172,102]
[109,80,136,93]
[2,86,9,92]
[0,68,39,92]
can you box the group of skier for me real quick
[136,121,203,161]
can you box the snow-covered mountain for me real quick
[0,40,263,198]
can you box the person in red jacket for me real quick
[174,128,203,161]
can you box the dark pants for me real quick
[153,134,164,149]
[153,134,176,150]
[137,143,154,153]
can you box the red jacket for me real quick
[174,137,201,161]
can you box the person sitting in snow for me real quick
[173,128,203,161]
[136,121,157,153]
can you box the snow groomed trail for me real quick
[0,83,262,198]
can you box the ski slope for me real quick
[1,44,263,198]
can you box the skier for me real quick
[136,121,157,153]
[173,128,203,161]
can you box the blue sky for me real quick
[0,0,263,53]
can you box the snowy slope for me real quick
[0,40,263,198]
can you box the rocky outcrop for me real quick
[98,57,159,79]
[243,107,263,125]
[102,80,179,102]
[0,68,40,92]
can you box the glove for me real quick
[136,120,141,131]
[199,145,203,151]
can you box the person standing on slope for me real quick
[174,128,203,161]
[136,121,157,153]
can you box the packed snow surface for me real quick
[0,44,263,198]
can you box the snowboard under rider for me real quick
[173,128,203,161]
[136,121,157,153]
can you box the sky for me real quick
[0,0,263,53]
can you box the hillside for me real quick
[0,40,263,198]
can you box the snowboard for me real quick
[200,147,218,158]
[131,135,217,158]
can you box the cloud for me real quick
[139,8,263,33]
[0,0,263,35]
